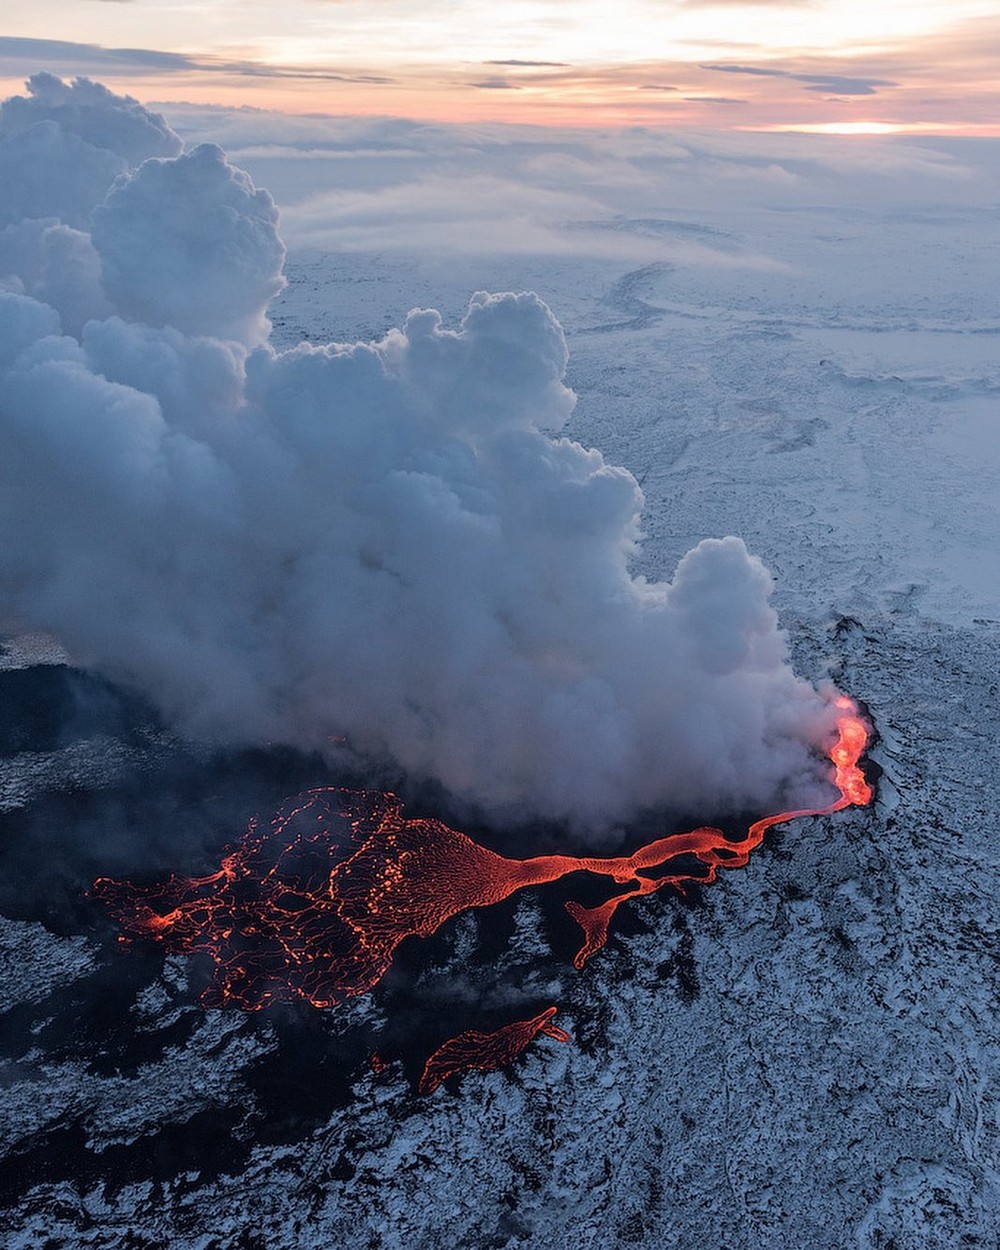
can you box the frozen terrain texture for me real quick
[2,115,999,1247]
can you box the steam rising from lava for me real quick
[2,74,845,829]
[91,706,872,1014]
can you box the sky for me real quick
[3,0,1000,131]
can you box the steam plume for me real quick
[0,75,841,830]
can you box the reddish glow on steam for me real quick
[93,697,871,1088]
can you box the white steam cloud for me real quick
[0,75,841,830]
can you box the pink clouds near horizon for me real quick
[1,3,1000,133]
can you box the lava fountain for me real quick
[93,696,872,1084]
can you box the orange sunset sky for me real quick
[2,1,1000,131]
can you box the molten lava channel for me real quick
[418,1007,570,1095]
[92,698,871,1083]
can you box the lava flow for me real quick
[418,1007,570,1095]
[93,697,872,1016]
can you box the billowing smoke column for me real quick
[0,75,843,830]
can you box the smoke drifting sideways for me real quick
[0,74,844,834]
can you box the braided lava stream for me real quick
[417,1007,571,1095]
[92,695,871,1087]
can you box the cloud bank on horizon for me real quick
[0,73,849,832]
[150,101,987,273]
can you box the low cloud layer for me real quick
[0,74,844,832]
[155,106,985,265]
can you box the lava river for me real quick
[92,696,872,1086]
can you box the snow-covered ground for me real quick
[2,120,999,1247]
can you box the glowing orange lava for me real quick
[419,1007,570,1094]
[93,699,872,1021]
